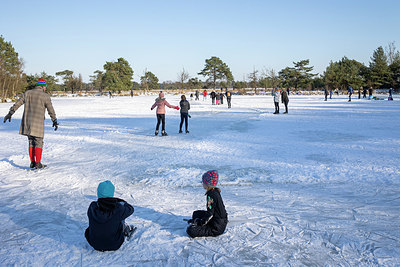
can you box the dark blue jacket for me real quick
[85,197,134,251]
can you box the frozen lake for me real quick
[0,93,399,266]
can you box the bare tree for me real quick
[385,41,400,65]
[177,68,190,90]
[248,67,259,94]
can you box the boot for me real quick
[186,130,189,134]
[35,162,47,169]
[155,130,159,136]
[179,129,183,133]
[161,130,168,136]
[30,161,36,169]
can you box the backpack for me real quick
[227,92,231,97]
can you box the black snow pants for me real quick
[156,114,165,131]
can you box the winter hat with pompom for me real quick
[36,78,47,87]
[202,170,218,187]
[97,180,115,199]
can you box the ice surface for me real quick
[0,94,399,266]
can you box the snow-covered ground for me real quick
[0,93,399,266]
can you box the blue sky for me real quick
[1,0,399,83]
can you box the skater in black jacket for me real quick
[179,95,190,133]
[186,170,228,238]
[85,180,135,251]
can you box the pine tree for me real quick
[198,56,233,89]
[369,46,390,88]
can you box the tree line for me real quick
[1,35,399,101]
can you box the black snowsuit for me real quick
[85,197,134,251]
[187,188,228,238]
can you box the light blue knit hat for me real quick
[97,180,115,199]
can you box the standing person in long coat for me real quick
[3,78,58,169]
[281,88,289,114]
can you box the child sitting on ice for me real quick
[85,180,135,251]
[186,170,228,238]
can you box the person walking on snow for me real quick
[186,170,228,238]
[151,92,179,136]
[85,180,135,251]
[272,88,280,114]
[179,95,190,133]
[3,78,58,169]
[203,89,207,101]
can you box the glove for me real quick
[52,119,59,131]
[188,114,191,118]
[3,111,14,123]
[174,106,180,110]
[194,218,205,226]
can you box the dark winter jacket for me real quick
[281,91,289,103]
[85,197,134,251]
[180,100,190,114]
[202,188,228,235]
[210,91,216,99]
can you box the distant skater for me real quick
[151,92,179,136]
[186,170,228,238]
[281,88,289,114]
[273,88,280,114]
[348,86,353,102]
[324,88,329,101]
[226,90,232,108]
[220,92,224,105]
[388,88,393,100]
[330,89,333,99]
[195,90,199,100]
[203,89,207,101]
[363,87,367,98]
[216,93,220,105]
[211,91,216,105]
[179,95,190,133]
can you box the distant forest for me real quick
[1,35,399,101]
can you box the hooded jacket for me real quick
[151,97,175,114]
[85,197,134,251]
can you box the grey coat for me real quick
[9,87,57,138]
[180,100,190,114]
